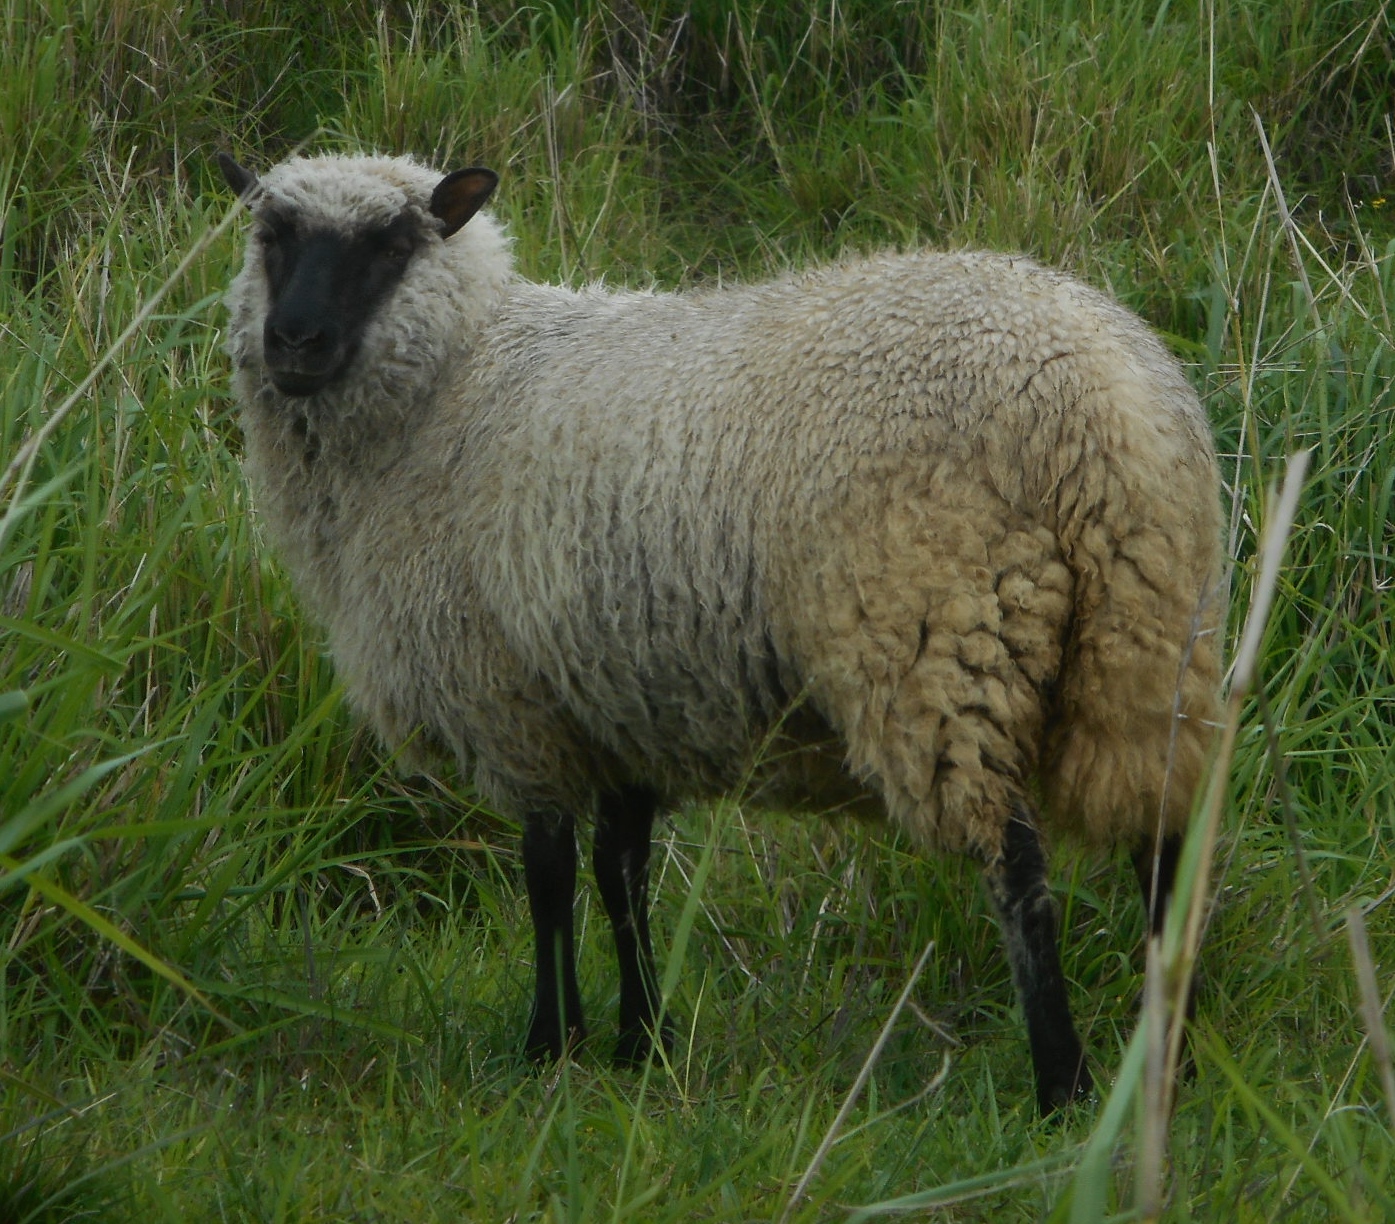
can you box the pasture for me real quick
[2,1,1393,1218]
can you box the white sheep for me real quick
[218,150,1224,1115]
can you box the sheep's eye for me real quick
[254,227,278,247]
[378,233,414,262]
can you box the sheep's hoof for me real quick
[1037,1062,1095,1119]
[523,1021,586,1065]
[613,1016,675,1068]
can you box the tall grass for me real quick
[2,0,1393,1218]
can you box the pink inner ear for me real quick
[431,169,499,238]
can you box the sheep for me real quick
[217,149,1224,1117]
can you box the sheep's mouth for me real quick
[270,367,338,397]
[266,348,357,397]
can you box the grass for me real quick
[2,0,1394,1218]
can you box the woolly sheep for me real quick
[218,150,1224,1116]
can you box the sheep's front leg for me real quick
[523,811,585,1061]
[593,786,670,1065]
[985,803,1093,1116]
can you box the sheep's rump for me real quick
[414,250,1225,858]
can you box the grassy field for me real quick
[2,0,1394,1219]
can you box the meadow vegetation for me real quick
[2,0,1393,1219]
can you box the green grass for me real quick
[2,0,1394,1219]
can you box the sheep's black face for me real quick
[256,213,419,397]
[219,155,498,398]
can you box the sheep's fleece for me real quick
[224,152,1224,867]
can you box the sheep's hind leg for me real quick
[523,811,586,1062]
[594,786,671,1065]
[1132,832,1182,939]
[986,802,1093,1116]
[1132,832,1198,1064]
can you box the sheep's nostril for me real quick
[271,324,328,354]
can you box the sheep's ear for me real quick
[430,168,498,239]
[217,152,259,202]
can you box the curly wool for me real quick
[226,153,1225,861]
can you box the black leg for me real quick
[1132,832,1183,939]
[985,802,1093,1116]
[593,785,670,1065]
[1132,831,1198,1044]
[522,810,585,1062]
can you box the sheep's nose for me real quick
[270,322,330,353]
